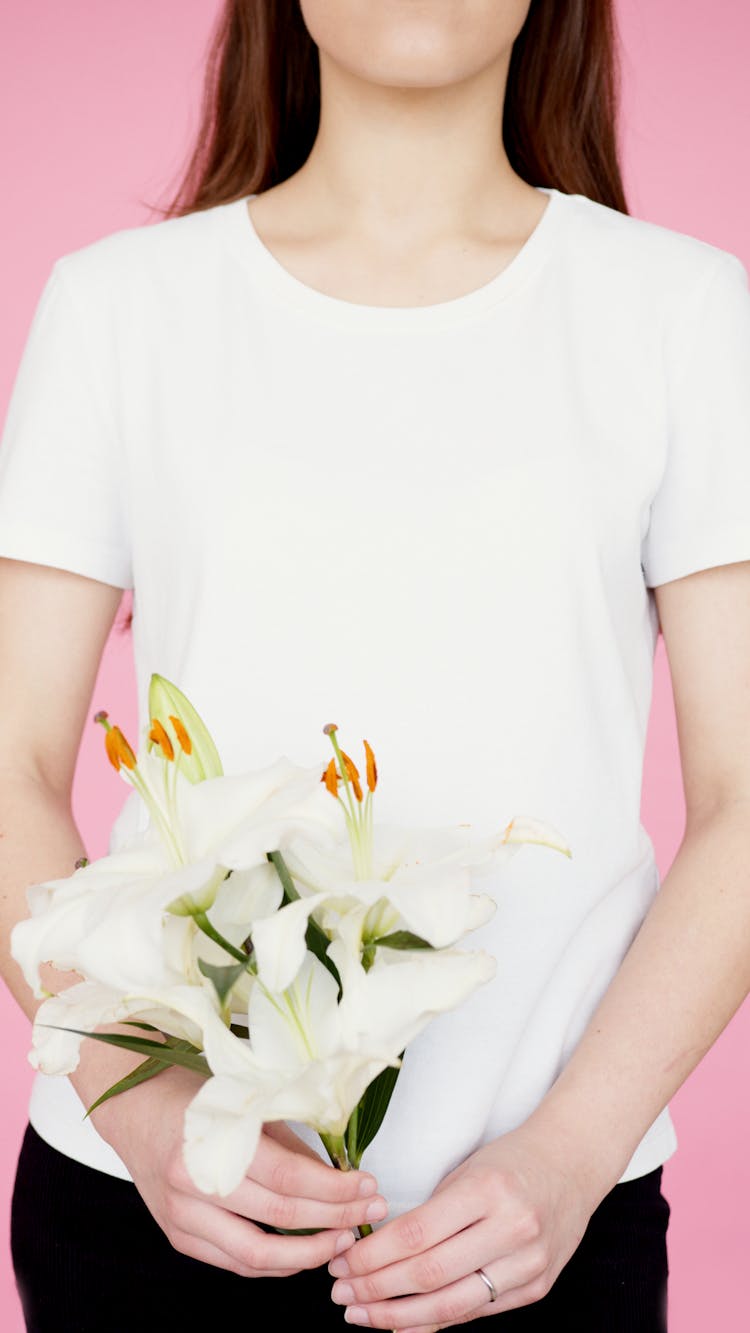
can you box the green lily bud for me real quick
[148,673,224,783]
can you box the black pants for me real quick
[11,1121,670,1331]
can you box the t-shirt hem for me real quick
[26,1086,679,1206]
[615,1114,679,1183]
[28,1073,135,1183]
[0,522,132,589]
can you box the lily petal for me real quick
[29,979,222,1075]
[249,893,330,993]
[182,1072,270,1197]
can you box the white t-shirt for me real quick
[2,186,750,1213]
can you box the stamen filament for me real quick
[323,725,375,880]
[327,729,359,828]
[94,711,185,866]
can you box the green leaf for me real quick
[305,920,342,994]
[37,1025,211,1075]
[198,957,249,1005]
[372,930,433,951]
[148,673,224,782]
[120,1020,160,1032]
[83,1055,165,1118]
[348,1057,403,1165]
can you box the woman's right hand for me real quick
[90,1065,388,1277]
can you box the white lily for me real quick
[245,724,571,991]
[12,836,205,1000]
[181,941,496,1197]
[249,805,572,997]
[10,710,343,1001]
[12,703,572,1208]
[17,859,292,1081]
[92,695,345,906]
[11,691,350,1099]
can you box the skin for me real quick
[247,0,543,309]
[3,0,750,1326]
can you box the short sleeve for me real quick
[641,249,750,589]
[0,258,133,589]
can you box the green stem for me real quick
[347,1105,360,1167]
[319,1132,347,1170]
[328,731,360,829]
[267,849,300,903]
[192,910,248,964]
[319,1132,375,1241]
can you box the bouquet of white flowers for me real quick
[11,674,571,1228]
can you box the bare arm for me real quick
[517,557,750,1197]
[0,555,146,1116]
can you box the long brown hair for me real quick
[120,0,627,631]
[150,0,628,218]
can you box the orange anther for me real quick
[105,726,137,772]
[149,718,174,761]
[169,714,192,755]
[322,757,339,797]
[341,750,363,802]
[363,739,377,792]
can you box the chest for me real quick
[126,302,664,606]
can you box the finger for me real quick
[328,1189,478,1279]
[331,1221,495,1304]
[263,1120,339,1163]
[236,1132,379,1204]
[169,1228,297,1279]
[339,1259,551,1329]
[220,1176,388,1233]
[176,1194,358,1275]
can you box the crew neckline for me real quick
[220,186,566,330]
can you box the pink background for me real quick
[1,2,748,1328]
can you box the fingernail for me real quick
[345,1308,369,1326]
[331,1281,355,1305]
[365,1198,387,1222]
[357,1175,377,1197]
[329,1254,351,1276]
[334,1232,354,1255]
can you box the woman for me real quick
[2,1,749,1329]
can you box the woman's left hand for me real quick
[327,1122,612,1330]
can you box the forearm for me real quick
[0,773,146,1134]
[520,802,750,1204]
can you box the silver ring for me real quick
[476,1266,498,1303]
